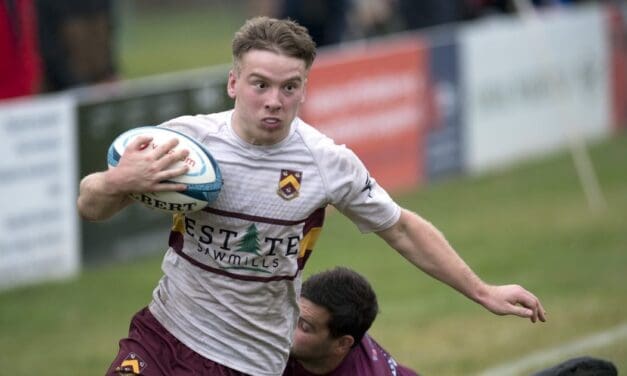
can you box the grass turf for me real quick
[0,134,625,375]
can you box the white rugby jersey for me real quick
[148,110,401,376]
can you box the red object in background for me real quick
[301,37,430,193]
[0,0,41,100]
[607,4,627,130]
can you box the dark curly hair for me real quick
[301,267,379,348]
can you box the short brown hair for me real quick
[231,17,317,72]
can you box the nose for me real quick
[264,88,282,112]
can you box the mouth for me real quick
[261,117,282,130]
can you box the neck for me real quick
[230,112,259,145]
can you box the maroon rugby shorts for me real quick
[106,307,250,376]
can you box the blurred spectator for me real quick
[396,0,471,30]
[347,0,397,39]
[465,0,513,18]
[248,0,280,17]
[532,0,574,7]
[345,0,514,40]
[279,0,350,46]
[0,0,42,100]
[254,0,514,46]
[35,0,117,92]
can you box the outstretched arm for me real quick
[377,209,546,323]
[77,135,189,221]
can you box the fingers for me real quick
[147,138,189,190]
[510,305,535,321]
[128,135,154,151]
[153,137,181,159]
[156,146,189,172]
[527,295,547,324]
[153,163,190,184]
[488,285,547,323]
[140,137,189,172]
[128,135,186,161]
[115,135,190,193]
[131,136,190,174]
[509,303,540,323]
[535,299,547,323]
[514,290,547,323]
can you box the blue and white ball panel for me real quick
[107,126,222,213]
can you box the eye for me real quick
[284,82,299,93]
[298,318,312,333]
[253,81,267,90]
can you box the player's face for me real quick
[290,298,338,362]
[228,49,308,146]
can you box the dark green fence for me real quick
[76,67,231,265]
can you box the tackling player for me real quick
[284,267,419,376]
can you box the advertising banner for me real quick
[425,32,463,181]
[0,94,79,290]
[461,5,611,173]
[607,4,627,129]
[301,36,429,193]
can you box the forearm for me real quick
[378,209,489,303]
[77,171,132,221]
[379,209,546,322]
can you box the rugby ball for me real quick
[107,126,222,213]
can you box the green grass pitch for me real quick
[1,134,625,375]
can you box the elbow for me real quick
[78,211,100,222]
[77,197,106,222]
[77,202,97,222]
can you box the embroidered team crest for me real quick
[277,169,302,200]
[115,352,147,375]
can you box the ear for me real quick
[334,335,355,355]
[227,70,237,99]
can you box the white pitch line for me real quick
[479,322,627,376]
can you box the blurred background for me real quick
[1,0,626,375]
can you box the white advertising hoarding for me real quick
[0,94,79,290]
[461,5,611,173]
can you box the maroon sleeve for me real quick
[348,335,420,376]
